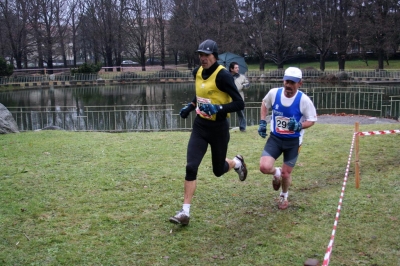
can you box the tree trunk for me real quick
[338,54,346,71]
[319,55,325,71]
[46,40,54,74]
[105,45,113,72]
[160,25,165,70]
[277,53,284,69]
[258,56,265,71]
[377,48,384,70]
[15,55,23,69]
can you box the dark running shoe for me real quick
[169,209,190,225]
[234,154,248,181]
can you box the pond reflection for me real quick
[1,82,399,131]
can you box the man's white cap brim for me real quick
[283,75,301,83]
[283,67,302,83]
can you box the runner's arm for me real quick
[215,70,244,113]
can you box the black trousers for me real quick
[185,116,230,180]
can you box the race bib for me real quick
[275,116,293,134]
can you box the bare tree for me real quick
[168,0,200,68]
[264,0,303,69]
[168,0,238,68]
[78,9,99,63]
[148,0,173,69]
[83,0,126,70]
[0,22,11,61]
[233,0,267,70]
[66,0,84,67]
[54,0,69,67]
[353,0,399,70]
[123,0,150,70]
[296,0,336,71]
[2,0,400,71]
[203,0,238,53]
[331,0,354,71]
[27,0,68,72]
[235,0,302,70]
[0,0,29,69]
[29,4,45,69]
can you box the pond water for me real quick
[1,82,399,131]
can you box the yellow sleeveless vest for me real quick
[195,65,232,121]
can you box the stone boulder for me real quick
[0,103,19,134]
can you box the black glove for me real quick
[199,103,221,116]
[179,103,195,119]
[288,117,302,132]
[258,120,267,138]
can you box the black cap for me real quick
[197,39,218,59]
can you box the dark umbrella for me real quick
[217,52,248,74]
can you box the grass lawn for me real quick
[1,124,399,265]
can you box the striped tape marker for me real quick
[358,129,400,136]
[322,132,356,266]
[323,128,398,265]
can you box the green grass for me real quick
[1,124,399,265]
[249,59,400,70]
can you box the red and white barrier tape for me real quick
[358,129,400,136]
[322,132,356,266]
[322,128,399,265]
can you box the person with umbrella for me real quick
[218,52,248,74]
[169,39,248,226]
[229,62,250,132]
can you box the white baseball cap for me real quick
[283,67,302,82]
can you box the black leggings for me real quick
[185,116,230,181]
